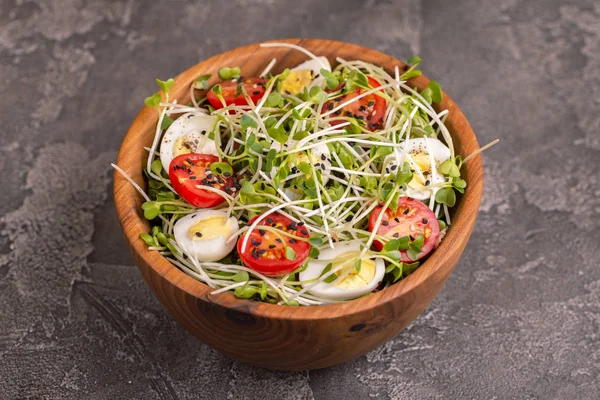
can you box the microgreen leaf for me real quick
[354,259,362,273]
[144,92,161,107]
[438,219,447,230]
[435,187,457,207]
[426,81,442,103]
[383,239,399,252]
[150,159,163,176]
[232,271,250,282]
[210,162,232,176]
[240,113,257,130]
[438,160,460,177]
[266,92,282,107]
[395,162,414,186]
[308,236,323,247]
[140,233,155,246]
[293,130,309,140]
[218,67,241,80]
[194,74,211,90]
[234,285,257,299]
[400,69,422,81]
[309,247,320,259]
[161,115,174,130]
[320,263,338,283]
[346,70,370,91]
[267,125,288,144]
[297,162,311,175]
[320,68,339,90]
[285,246,297,261]
[406,56,422,66]
[156,78,175,94]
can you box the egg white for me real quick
[173,210,238,262]
[160,112,218,172]
[299,241,385,301]
[291,56,331,90]
[385,138,451,200]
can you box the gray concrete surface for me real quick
[1,0,599,399]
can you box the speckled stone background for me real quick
[1,0,599,399]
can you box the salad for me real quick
[114,42,482,306]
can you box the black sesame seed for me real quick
[300,229,308,235]
[425,180,430,186]
[394,217,400,223]
[391,165,397,171]
[271,223,277,227]
[368,101,375,107]
[261,183,266,190]
[233,183,241,190]
[275,238,283,243]
[393,233,400,238]
[258,229,265,236]
[335,97,342,102]
[224,172,231,177]
[269,244,276,249]
[314,74,320,78]
[285,90,291,95]
[403,208,410,215]
[409,235,415,241]
[288,222,297,230]
[267,217,274,223]
[377,202,384,208]
[321,154,326,161]
[321,164,326,170]
[367,115,372,121]
[345,111,353,117]
[422,218,428,224]
[251,238,261,246]
[253,90,260,95]
[284,181,291,188]
[289,239,297,244]
[216,167,222,174]
[258,249,267,255]
[190,176,196,180]
[328,103,334,110]
[297,221,305,226]
[382,221,389,226]
[334,110,342,116]
[251,248,259,259]
[359,105,366,111]
[195,232,202,237]
[407,197,414,201]
[356,115,364,120]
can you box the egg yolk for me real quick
[279,70,314,95]
[408,152,432,189]
[330,251,377,290]
[188,215,231,241]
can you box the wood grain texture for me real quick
[113,38,483,371]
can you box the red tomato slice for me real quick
[207,77,267,109]
[368,197,440,262]
[323,76,387,132]
[168,153,235,208]
[237,213,310,276]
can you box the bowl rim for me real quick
[114,38,483,321]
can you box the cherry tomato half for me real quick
[207,77,267,109]
[168,153,235,208]
[237,212,310,276]
[369,197,440,262]
[323,76,387,132]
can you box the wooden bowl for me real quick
[114,39,483,371]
